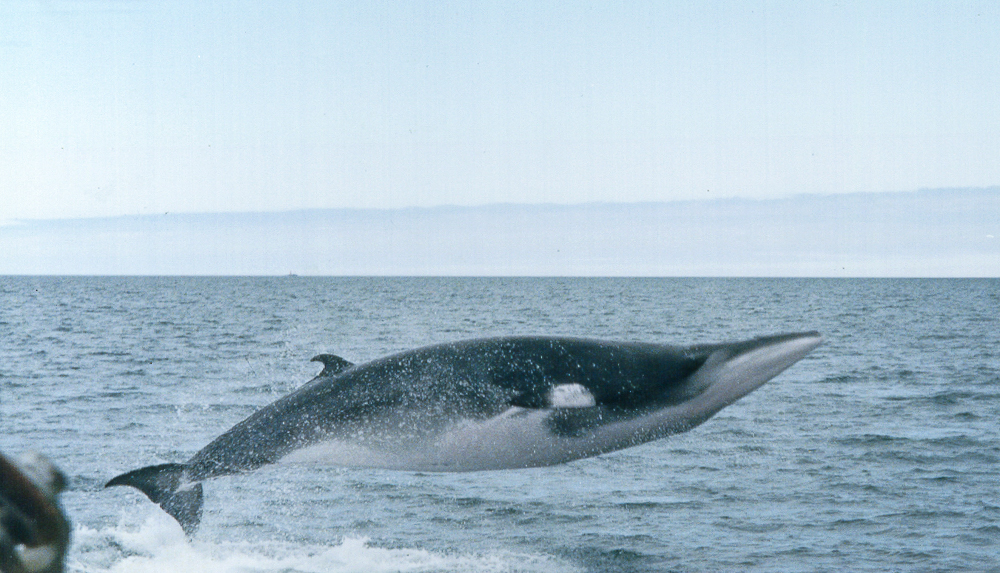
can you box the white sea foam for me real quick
[66,511,577,573]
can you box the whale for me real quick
[106,331,822,534]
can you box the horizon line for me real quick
[5,185,995,226]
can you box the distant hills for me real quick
[2,188,997,276]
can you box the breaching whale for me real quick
[106,332,821,534]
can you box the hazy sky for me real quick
[3,1,998,220]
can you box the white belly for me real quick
[279,403,697,472]
[280,407,608,471]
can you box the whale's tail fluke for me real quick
[105,464,203,535]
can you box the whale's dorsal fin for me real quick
[310,354,355,377]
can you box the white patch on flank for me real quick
[547,383,596,408]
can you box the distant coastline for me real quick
[2,188,997,277]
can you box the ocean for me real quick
[1,276,997,572]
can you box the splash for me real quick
[66,511,576,573]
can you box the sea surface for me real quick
[1,276,997,572]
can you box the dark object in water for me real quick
[0,452,70,573]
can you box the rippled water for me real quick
[1,277,997,572]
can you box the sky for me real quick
[2,0,998,222]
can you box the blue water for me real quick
[1,277,998,572]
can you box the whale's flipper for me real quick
[310,354,355,377]
[105,464,203,535]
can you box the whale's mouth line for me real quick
[674,331,824,424]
